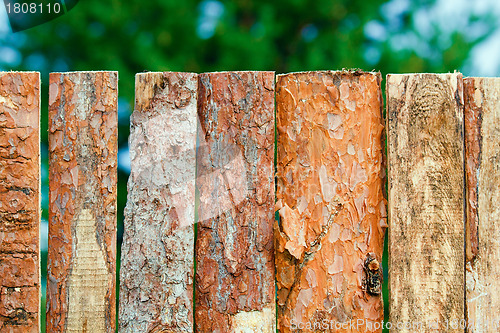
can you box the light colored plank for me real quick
[0,72,40,332]
[275,71,386,332]
[119,72,197,332]
[47,72,118,332]
[387,73,464,332]
[465,77,500,332]
[195,71,276,332]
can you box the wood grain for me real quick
[465,77,500,332]
[387,73,464,332]
[275,71,386,332]
[195,71,276,332]
[0,72,40,332]
[119,72,197,332]
[47,72,118,332]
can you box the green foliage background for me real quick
[0,0,498,331]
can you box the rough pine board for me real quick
[275,71,386,332]
[47,71,117,333]
[119,72,197,332]
[387,73,464,332]
[465,77,500,332]
[195,71,276,332]
[0,72,40,332]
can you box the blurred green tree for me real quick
[4,0,497,113]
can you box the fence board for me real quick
[275,71,386,332]
[465,77,500,332]
[119,72,197,332]
[0,72,40,332]
[387,73,464,331]
[47,72,118,332]
[195,71,276,332]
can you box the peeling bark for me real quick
[464,79,481,264]
[47,72,118,332]
[465,78,500,332]
[275,71,386,332]
[195,71,276,333]
[0,72,40,332]
[119,72,197,332]
[387,73,464,332]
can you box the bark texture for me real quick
[0,72,40,332]
[47,72,118,332]
[119,72,197,332]
[275,71,386,332]
[387,73,464,332]
[465,78,500,332]
[195,71,275,332]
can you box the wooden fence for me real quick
[0,70,498,332]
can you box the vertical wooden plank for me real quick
[195,71,275,332]
[275,71,386,332]
[0,72,40,332]
[387,73,464,331]
[119,72,197,332]
[47,72,118,332]
[465,78,500,332]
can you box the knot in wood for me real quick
[363,253,382,296]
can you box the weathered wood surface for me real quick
[465,78,500,332]
[0,72,40,332]
[119,72,197,332]
[387,73,464,332]
[275,71,386,332]
[195,71,276,332]
[47,72,118,332]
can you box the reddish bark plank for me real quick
[0,72,40,332]
[47,72,118,332]
[275,71,386,332]
[387,73,464,332]
[195,71,276,332]
[119,72,197,332]
[464,78,481,264]
[465,77,500,332]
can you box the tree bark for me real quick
[47,72,118,332]
[0,72,40,332]
[119,72,197,332]
[195,71,276,332]
[275,71,386,332]
[387,73,464,332]
[465,77,500,332]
